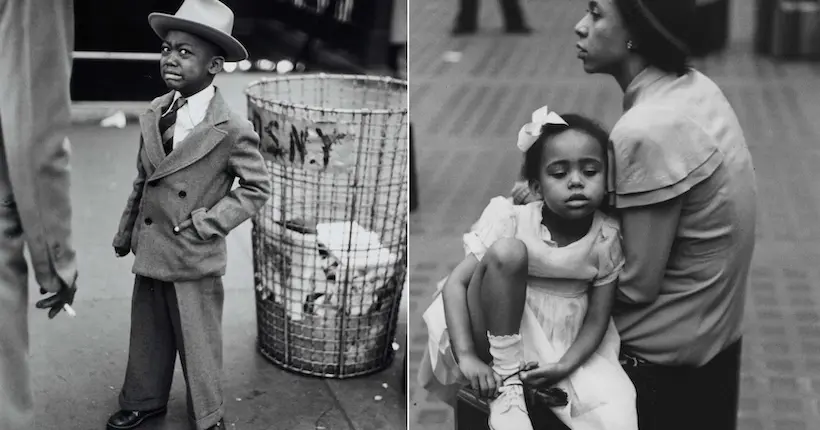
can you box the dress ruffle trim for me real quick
[592,215,625,286]
[462,196,517,260]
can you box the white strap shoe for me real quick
[488,382,534,430]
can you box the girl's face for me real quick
[531,129,606,221]
[574,0,631,75]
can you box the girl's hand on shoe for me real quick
[459,353,502,399]
[519,361,569,388]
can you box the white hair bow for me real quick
[516,106,568,152]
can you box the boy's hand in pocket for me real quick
[174,217,194,236]
[176,218,192,229]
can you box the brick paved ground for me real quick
[407,1,820,429]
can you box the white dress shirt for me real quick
[163,84,215,148]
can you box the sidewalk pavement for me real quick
[30,71,407,429]
[408,0,820,429]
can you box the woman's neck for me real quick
[541,205,594,246]
[614,57,649,93]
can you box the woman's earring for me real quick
[626,40,635,51]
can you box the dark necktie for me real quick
[159,97,187,155]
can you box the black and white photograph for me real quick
[408,0,820,429]
[0,0,408,429]
[6,0,820,429]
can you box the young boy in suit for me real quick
[108,1,271,429]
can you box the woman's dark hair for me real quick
[614,0,696,76]
[521,113,610,185]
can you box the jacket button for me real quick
[173,226,180,235]
[179,190,187,198]
[144,218,153,225]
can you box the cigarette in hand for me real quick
[63,303,76,317]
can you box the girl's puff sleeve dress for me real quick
[418,197,637,429]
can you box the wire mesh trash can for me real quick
[246,74,408,378]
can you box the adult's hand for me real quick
[35,278,77,319]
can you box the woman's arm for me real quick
[618,197,683,305]
[442,255,480,360]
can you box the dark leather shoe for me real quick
[106,407,167,429]
[206,419,225,429]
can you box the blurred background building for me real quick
[73,0,403,101]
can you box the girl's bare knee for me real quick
[484,238,527,275]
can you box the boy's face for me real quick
[160,30,224,96]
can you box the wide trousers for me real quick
[0,129,33,430]
[0,1,75,429]
[454,0,527,32]
[622,338,743,430]
[119,276,225,430]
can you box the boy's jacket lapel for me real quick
[139,89,231,181]
[139,91,174,170]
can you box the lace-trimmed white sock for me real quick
[488,332,523,384]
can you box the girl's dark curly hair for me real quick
[520,113,613,212]
[521,113,610,184]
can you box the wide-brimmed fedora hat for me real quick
[148,0,248,62]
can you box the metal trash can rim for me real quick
[245,73,408,116]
